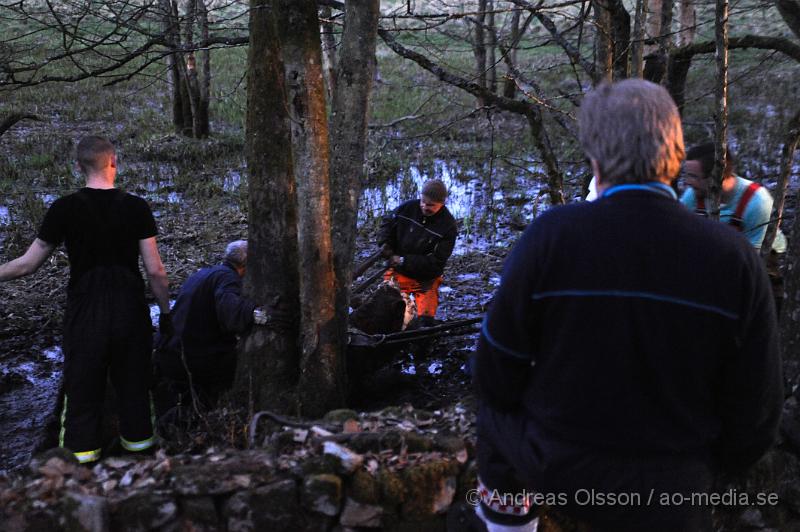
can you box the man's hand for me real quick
[389,255,403,267]
[380,243,394,258]
[159,312,174,339]
[253,303,294,331]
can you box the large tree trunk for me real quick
[236,0,301,415]
[281,0,344,417]
[329,0,380,394]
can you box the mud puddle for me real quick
[0,304,170,473]
[0,346,63,473]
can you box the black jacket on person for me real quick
[377,199,458,281]
[475,185,782,530]
[155,261,256,387]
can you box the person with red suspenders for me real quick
[681,143,787,310]
[680,143,786,252]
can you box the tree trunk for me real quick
[329,0,380,396]
[708,0,729,221]
[645,0,662,56]
[658,0,675,84]
[281,0,344,417]
[197,0,211,138]
[666,54,691,112]
[631,0,648,77]
[182,0,201,137]
[611,0,631,80]
[160,0,185,134]
[320,5,338,102]
[503,9,522,97]
[487,0,497,94]
[762,110,800,255]
[594,0,630,81]
[678,0,696,47]
[775,0,800,41]
[643,0,673,83]
[526,110,564,205]
[780,188,800,388]
[473,0,488,104]
[594,0,614,82]
[236,0,301,415]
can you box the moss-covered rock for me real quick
[400,459,458,520]
[378,469,406,506]
[340,497,383,528]
[181,496,218,528]
[349,470,381,504]
[109,491,178,531]
[323,409,360,424]
[302,474,342,516]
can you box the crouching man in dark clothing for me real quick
[473,80,782,532]
[154,240,280,412]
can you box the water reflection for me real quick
[0,345,63,473]
[359,160,546,255]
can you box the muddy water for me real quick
[358,159,547,256]
[0,306,167,473]
[0,346,63,473]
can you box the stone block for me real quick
[302,474,343,517]
[339,497,383,528]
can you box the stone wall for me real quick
[0,428,480,532]
[6,400,800,532]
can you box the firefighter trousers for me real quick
[60,266,155,463]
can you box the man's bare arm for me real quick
[0,239,55,281]
[139,237,170,313]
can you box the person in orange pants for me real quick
[377,179,458,318]
[382,270,443,317]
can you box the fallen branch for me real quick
[0,113,43,138]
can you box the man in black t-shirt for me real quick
[0,136,171,464]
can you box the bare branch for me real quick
[0,112,43,138]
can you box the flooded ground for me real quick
[0,161,527,472]
[0,155,796,472]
